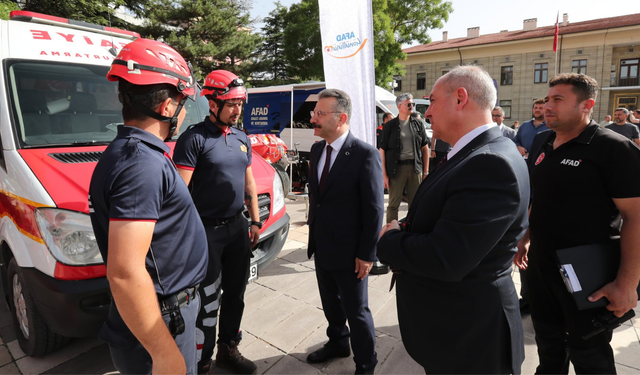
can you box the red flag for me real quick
[553,12,559,52]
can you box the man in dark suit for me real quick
[306,89,383,375]
[378,66,528,374]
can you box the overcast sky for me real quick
[251,0,640,43]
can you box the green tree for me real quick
[252,2,294,86]
[282,0,452,86]
[139,0,261,80]
[0,0,19,20]
[283,0,323,81]
[15,0,150,29]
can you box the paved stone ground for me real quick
[0,197,639,374]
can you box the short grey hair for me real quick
[436,66,496,111]
[318,89,352,122]
[615,107,629,115]
[396,92,413,106]
[492,106,505,116]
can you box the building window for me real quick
[500,66,513,85]
[394,75,403,91]
[499,100,512,119]
[534,63,548,83]
[442,70,449,76]
[572,59,587,75]
[417,73,426,90]
[619,59,639,86]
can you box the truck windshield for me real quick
[7,61,208,148]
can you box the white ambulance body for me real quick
[0,11,139,357]
[0,11,290,357]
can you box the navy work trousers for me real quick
[196,218,251,372]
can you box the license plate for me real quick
[248,263,258,283]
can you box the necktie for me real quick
[390,154,448,292]
[435,155,448,171]
[319,145,332,191]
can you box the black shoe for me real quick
[307,342,351,363]
[519,298,530,314]
[198,359,213,375]
[216,340,257,374]
[370,261,389,275]
[355,365,375,374]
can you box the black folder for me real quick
[555,240,640,310]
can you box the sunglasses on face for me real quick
[406,102,415,108]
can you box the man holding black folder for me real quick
[515,73,640,374]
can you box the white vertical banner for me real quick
[318,0,376,146]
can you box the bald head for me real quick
[435,66,497,111]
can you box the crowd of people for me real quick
[89,37,639,375]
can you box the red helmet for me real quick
[201,70,247,101]
[107,38,196,97]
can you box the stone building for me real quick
[399,13,640,126]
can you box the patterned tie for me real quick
[319,145,333,191]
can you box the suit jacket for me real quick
[378,126,529,374]
[307,132,384,270]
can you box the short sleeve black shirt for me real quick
[528,122,640,264]
[89,126,208,297]
[173,117,252,219]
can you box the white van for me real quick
[0,11,289,357]
[245,83,398,155]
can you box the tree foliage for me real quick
[279,0,452,86]
[251,2,295,86]
[138,0,261,81]
[282,0,323,81]
[14,0,150,29]
[0,0,19,20]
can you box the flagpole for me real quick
[554,11,559,76]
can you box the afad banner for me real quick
[318,0,376,146]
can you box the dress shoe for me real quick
[355,365,375,374]
[370,261,389,275]
[307,342,350,363]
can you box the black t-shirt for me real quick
[605,122,640,140]
[528,122,640,265]
[173,117,252,219]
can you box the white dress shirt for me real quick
[447,123,496,160]
[317,130,349,181]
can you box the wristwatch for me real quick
[250,221,263,229]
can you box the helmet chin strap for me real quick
[210,101,233,127]
[119,91,187,141]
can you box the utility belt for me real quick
[397,159,414,165]
[158,284,199,337]
[201,211,243,227]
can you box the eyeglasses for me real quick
[310,110,341,118]
[406,103,415,108]
[491,114,504,118]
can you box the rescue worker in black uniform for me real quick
[515,73,640,374]
[174,70,259,375]
[89,38,207,374]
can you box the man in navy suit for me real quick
[306,89,383,375]
[378,66,528,374]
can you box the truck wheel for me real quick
[8,259,69,356]
[273,163,290,196]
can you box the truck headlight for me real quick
[272,170,285,215]
[35,208,103,266]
